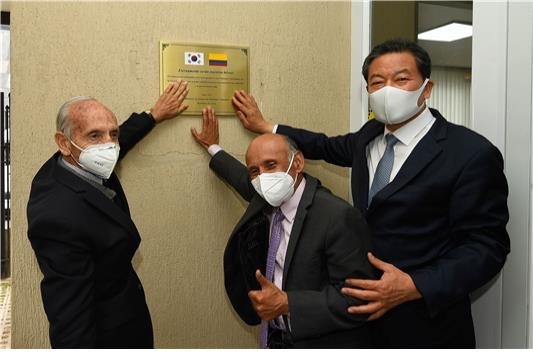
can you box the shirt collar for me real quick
[279,176,306,224]
[384,106,434,146]
[58,157,117,199]
[58,156,103,184]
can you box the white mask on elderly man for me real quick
[369,78,429,125]
[251,153,296,207]
[70,140,120,179]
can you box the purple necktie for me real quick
[259,208,284,348]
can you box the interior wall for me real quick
[9,1,355,348]
[371,1,417,47]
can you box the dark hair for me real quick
[362,38,431,83]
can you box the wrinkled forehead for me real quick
[70,100,117,128]
[246,135,289,165]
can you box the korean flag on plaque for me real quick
[185,52,204,65]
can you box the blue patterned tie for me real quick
[259,208,284,348]
[368,134,398,205]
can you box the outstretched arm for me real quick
[118,80,190,159]
[233,90,357,166]
[191,106,255,201]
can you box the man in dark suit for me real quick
[230,38,510,348]
[191,107,376,348]
[27,81,189,348]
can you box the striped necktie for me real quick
[368,134,398,205]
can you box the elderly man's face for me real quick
[69,100,119,149]
[55,100,119,165]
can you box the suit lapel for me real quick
[368,112,447,211]
[354,120,385,211]
[83,190,140,237]
[282,174,318,288]
[53,157,140,237]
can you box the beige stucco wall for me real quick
[9,1,358,348]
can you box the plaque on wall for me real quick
[160,41,249,116]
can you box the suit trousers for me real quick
[268,328,293,349]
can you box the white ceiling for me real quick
[418,1,473,69]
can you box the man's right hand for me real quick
[232,90,274,134]
[150,80,189,122]
[248,270,289,321]
[191,106,219,150]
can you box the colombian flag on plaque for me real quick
[208,53,228,67]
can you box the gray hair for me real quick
[283,135,299,159]
[56,96,96,138]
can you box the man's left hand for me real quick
[341,252,422,320]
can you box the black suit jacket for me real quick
[277,108,510,348]
[210,150,376,348]
[27,112,156,348]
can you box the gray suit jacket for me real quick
[210,150,376,348]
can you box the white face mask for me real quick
[251,153,296,207]
[70,140,120,179]
[369,78,429,125]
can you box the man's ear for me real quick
[423,80,434,100]
[294,150,305,174]
[55,132,71,157]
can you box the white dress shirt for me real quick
[367,107,436,187]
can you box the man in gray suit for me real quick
[191,106,376,348]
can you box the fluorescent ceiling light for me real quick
[418,22,472,42]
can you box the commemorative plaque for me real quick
[160,42,250,115]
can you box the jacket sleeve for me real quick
[209,150,255,202]
[117,112,156,160]
[286,192,376,340]
[28,215,97,348]
[410,142,510,316]
[277,125,355,167]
